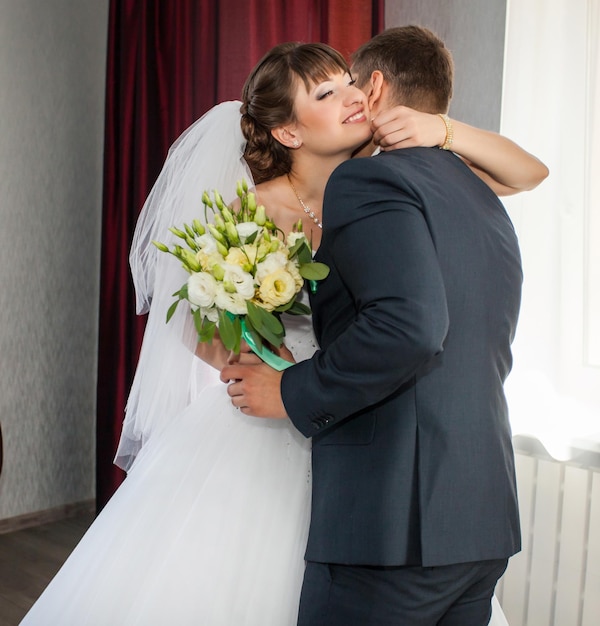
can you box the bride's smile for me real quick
[290,71,372,155]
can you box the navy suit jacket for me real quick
[281,148,522,567]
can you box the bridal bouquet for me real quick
[152,180,328,369]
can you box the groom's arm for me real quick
[281,156,449,437]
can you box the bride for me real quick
[21,41,545,625]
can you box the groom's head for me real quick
[351,25,454,116]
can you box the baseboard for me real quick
[0,499,96,534]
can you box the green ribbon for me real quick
[240,319,293,371]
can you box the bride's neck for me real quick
[288,153,348,206]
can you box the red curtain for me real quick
[97,0,384,509]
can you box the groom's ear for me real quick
[366,70,385,114]
[271,125,301,149]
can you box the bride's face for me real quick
[291,71,372,156]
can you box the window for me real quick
[501,0,600,460]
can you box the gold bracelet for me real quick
[438,113,454,150]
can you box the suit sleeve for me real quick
[282,156,449,437]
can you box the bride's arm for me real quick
[371,106,549,196]
[195,333,231,370]
[196,337,296,370]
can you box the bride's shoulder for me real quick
[227,175,284,212]
[254,176,290,215]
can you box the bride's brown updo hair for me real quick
[241,42,350,184]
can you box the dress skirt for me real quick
[21,383,312,626]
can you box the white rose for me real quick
[200,306,218,323]
[215,284,248,315]
[196,249,223,271]
[236,221,262,243]
[222,263,255,299]
[225,247,247,267]
[225,244,258,269]
[286,231,309,248]
[187,272,218,308]
[195,233,218,253]
[255,251,289,283]
[286,260,304,289]
[258,268,297,308]
[241,244,259,265]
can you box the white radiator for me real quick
[496,448,600,625]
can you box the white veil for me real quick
[116,100,253,471]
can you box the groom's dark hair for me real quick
[351,25,453,114]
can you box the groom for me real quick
[222,26,521,625]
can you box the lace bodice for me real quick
[282,310,318,363]
[281,286,318,363]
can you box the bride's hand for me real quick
[270,342,295,364]
[227,341,262,365]
[227,341,296,366]
[372,106,446,151]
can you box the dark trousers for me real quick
[297,558,508,626]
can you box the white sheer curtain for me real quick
[501,0,600,460]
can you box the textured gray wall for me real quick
[385,0,507,131]
[0,0,108,519]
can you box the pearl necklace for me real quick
[287,174,323,229]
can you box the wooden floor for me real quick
[0,511,95,625]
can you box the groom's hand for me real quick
[221,362,288,419]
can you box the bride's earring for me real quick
[270,126,300,149]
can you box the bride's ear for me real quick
[271,126,301,149]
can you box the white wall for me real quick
[385,0,507,131]
[0,0,109,520]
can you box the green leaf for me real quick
[262,311,285,336]
[286,301,311,315]
[230,320,242,353]
[245,303,284,347]
[218,310,241,353]
[245,300,265,331]
[197,314,216,344]
[273,297,296,313]
[273,295,311,315]
[299,262,330,281]
[193,308,203,334]
[242,315,264,351]
[166,299,180,323]
[287,239,304,258]
[260,325,284,347]
[292,242,313,265]
[247,302,284,336]
[245,229,258,245]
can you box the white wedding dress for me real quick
[21,310,316,626]
[20,101,509,625]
